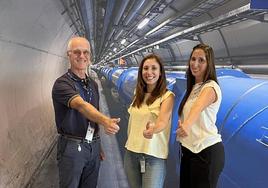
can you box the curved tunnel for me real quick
[1,0,268,187]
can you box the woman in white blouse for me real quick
[176,44,225,188]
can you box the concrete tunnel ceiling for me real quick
[62,0,268,75]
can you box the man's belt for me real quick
[60,134,100,144]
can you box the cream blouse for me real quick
[125,90,174,159]
[180,80,222,153]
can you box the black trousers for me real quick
[180,142,225,188]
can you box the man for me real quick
[52,36,120,188]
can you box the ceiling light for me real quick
[121,39,126,44]
[113,48,117,52]
[137,18,150,29]
[126,39,139,48]
[146,19,170,36]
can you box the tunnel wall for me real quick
[0,0,74,187]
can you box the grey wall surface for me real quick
[0,0,74,187]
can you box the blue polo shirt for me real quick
[52,69,99,137]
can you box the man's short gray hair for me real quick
[67,37,90,51]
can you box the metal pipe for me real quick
[114,0,130,25]
[123,0,146,25]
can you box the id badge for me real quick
[140,157,145,173]
[85,123,95,142]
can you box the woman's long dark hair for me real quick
[178,44,218,116]
[132,54,167,108]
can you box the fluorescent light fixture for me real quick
[126,39,139,48]
[137,18,150,29]
[107,39,140,61]
[121,39,126,44]
[145,19,170,36]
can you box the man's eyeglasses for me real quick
[68,49,91,57]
